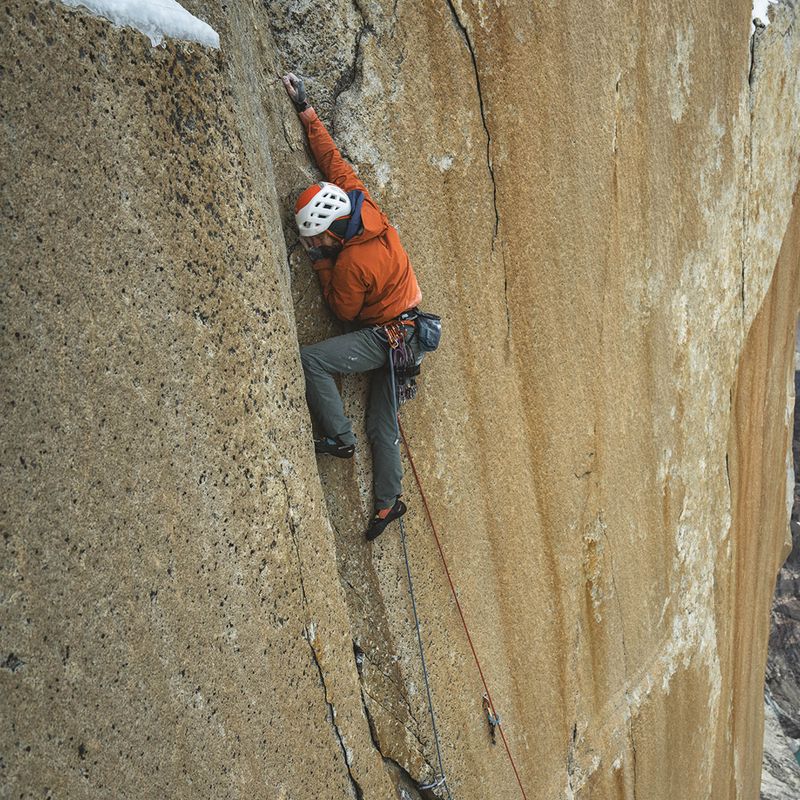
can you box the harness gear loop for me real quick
[382,320,406,350]
[376,317,419,406]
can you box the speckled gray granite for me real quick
[761,699,800,800]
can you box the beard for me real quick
[318,243,343,260]
[302,241,343,262]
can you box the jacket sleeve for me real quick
[299,107,368,194]
[312,257,367,322]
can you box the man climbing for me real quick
[282,71,424,541]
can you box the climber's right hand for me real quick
[282,72,308,112]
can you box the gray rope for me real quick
[399,516,453,798]
[388,352,453,798]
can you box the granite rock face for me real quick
[761,700,800,800]
[2,2,800,799]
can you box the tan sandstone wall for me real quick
[2,1,799,799]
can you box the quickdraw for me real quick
[377,321,419,405]
[483,693,502,745]
[382,321,406,350]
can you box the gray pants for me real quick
[300,327,418,509]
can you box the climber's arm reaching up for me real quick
[282,72,368,195]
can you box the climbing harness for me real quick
[376,319,419,405]
[376,308,442,407]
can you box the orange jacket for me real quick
[299,107,422,325]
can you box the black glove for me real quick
[283,73,308,112]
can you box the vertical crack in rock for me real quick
[630,734,639,799]
[361,686,386,753]
[281,479,363,800]
[390,0,401,37]
[285,242,300,288]
[443,0,498,239]
[742,25,761,321]
[747,21,759,89]
[612,74,622,156]
[725,452,732,496]
[359,687,439,800]
[725,391,733,496]
[282,478,310,611]
[362,685,429,757]
[444,0,511,339]
[331,1,375,135]
[566,722,578,795]
[308,635,365,800]
[611,73,622,210]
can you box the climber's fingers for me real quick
[282,72,303,101]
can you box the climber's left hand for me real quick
[282,73,308,111]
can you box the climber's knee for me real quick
[300,344,322,375]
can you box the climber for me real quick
[282,71,430,542]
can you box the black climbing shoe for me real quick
[365,499,407,541]
[314,436,355,459]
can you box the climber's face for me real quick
[302,231,338,249]
[300,231,342,261]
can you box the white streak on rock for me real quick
[669,25,695,122]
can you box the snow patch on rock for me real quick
[60,0,220,49]
[753,0,778,29]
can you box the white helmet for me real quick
[295,182,351,237]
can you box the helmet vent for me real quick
[295,181,352,237]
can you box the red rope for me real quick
[398,419,530,800]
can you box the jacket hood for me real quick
[344,194,388,246]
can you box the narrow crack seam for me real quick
[282,478,363,800]
[362,684,430,757]
[308,633,365,800]
[443,0,499,239]
[331,1,375,137]
[359,647,420,726]
[444,0,511,340]
[359,687,440,800]
[742,26,761,323]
